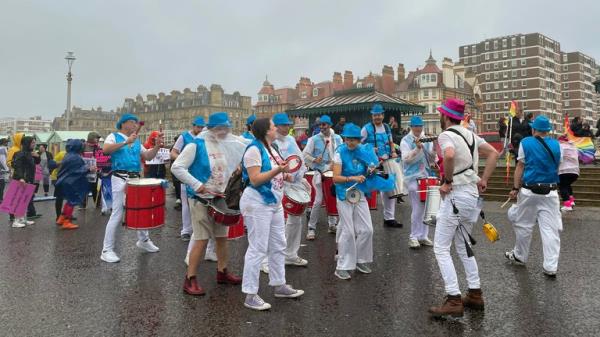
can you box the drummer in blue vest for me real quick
[361,103,402,228]
[400,116,437,248]
[242,115,257,140]
[302,115,343,240]
[506,115,563,278]
[100,114,164,263]
[171,116,205,243]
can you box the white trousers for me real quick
[285,214,303,260]
[241,197,286,294]
[336,197,373,270]
[307,171,337,229]
[433,186,480,295]
[180,183,192,236]
[102,176,149,252]
[380,191,396,221]
[407,180,429,240]
[511,189,562,272]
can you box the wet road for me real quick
[1,195,599,337]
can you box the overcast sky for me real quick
[1,0,598,120]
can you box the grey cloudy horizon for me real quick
[1,0,598,120]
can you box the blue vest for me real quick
[309,134,342,171]
[181,131,195,149]
[185,139,212,197]
[242,131,255,140]
[111,133,141,172]
[363,123,392,157]
[521,136,561,184]
[242,140,277,205]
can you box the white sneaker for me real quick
[260,263,270,274]
[24,220,35,225]
[101,250,120,263]
[285,256,308,266]
[136,239,160,253]
[408,238,421,249]
[419,238,433,246]
[204,250,218,262]
[306,229,316,240]
[12,220,26,228]
[244,294,271,311]
[560,205,573,212]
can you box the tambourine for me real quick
[285,155,303,174]
[346,188,361,204]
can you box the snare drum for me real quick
[423,185,441,226]
[207,197,241,226]
[417,177,440,202]
[228,216,245,240]
[382,158,406,199]
[321,171,338,216]
[125,178,165,230]
[304,171,317,208]
[282,183,311,216]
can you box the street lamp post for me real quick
[65,52,76,131]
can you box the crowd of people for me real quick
[0,98,593,317]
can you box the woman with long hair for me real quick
[240,117,304,311]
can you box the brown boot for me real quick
[463,288,484,310]
[428,295,464,317]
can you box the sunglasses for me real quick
[320,123,330,127]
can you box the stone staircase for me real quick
[481,166,600,207]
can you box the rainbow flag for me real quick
[509,100,517,117]
[564,115,596,164]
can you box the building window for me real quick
[563,54,568,62]
[494,72,499,79]
[563,65,568,71]
[521,59,526,66]
[564,92,570,98]
[485,42,490,50]
[485,63,490,70]
[423,89,429,98]
[493,52,498,59]
[503,61,508,68]
[504,92,509,99]
[494,40,498,49]
[495,103,499,110]
[521,80,526,87]
[485,93,491,100]
[494,63,499,70]
[521,69,527,76]
[465,58,469,65]
[485,73,490,80]
[502,39,507,48]
[471,45,476,53]
[512,70,517,78]
[356,83,362,88]
[494,83,499,89]
[300,91,307,98]
[523,102,528,108]
[564,101,570,107]
[503,71,508,78]
[504,102,509,109]
[464,46,469,55]
[520,36,526,45]
[511,37,517,46]
[503,82,508,89]
[486,83,491,90]
[511,60,517,67]
[512,81,517,88]
[563,83,568,89]
[513,91,518,98]
[520,48,526,56]
[503,50,508,58]
[522,91,527,98]
[562,74,568,80]
[313,88,319,97]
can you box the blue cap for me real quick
[246,114,257,126]
[340,123,361,139]
[370,103,385,115]
[192,116,205,127]
[320,115,333,125]
[207,112,232,128]
[410,116,424,127]
[273,113,293,126]
[532,115,552,132]
[116,113,139,129]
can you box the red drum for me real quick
[367,191,377,210]
[305,171,317,208]
[417,177,440,202]
[207,197,241,226]
[228,216,245,240]
[125,178,165,230]
[321,171,338,216]
[282,183,311,216]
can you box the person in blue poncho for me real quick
[55,139,96,230]
[332,123,395,280]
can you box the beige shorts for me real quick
[188,198,229,241]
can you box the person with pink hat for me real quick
[428,98,499,318]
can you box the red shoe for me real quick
[61,220,79,230]
[217,268,242,285]
[183,275,205,296]
[56,215,67,226]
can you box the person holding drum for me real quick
[302,115,342,240]
[361,103,402,228]
[242,115,257,140]
[171,116,205,243]
[171,112,247,296]
[428,99,498,318]
[332,123,395,280]
[400,116,437,249]
[241,117,304,311]
[100,114,164,263]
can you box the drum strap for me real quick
[446,129,475,176]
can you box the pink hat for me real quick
[437,98,465,121]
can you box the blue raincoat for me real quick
[56,139,91,204]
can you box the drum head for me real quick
[305,171,316,177]
[286,155,302,174]
[346,188,360,204]
[323,170,333,178]
[127,178,163,186]
[210,198,239,215]
[284,183,310,203]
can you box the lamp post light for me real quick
[65,51,76,131]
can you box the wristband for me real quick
[512,187,520,191]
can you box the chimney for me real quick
[333,72,343,91]
[382,65,394,95]
[343,70,354,90]
[397,63,405,82]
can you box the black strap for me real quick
[534,136,557,165]
[446,128,475,176]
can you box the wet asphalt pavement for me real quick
[1,193,599,337]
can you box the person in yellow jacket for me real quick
[52,150,66,220]
[7,133,24,168]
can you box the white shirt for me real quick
[274,133,306,183]
[104,132,148,152]
[438,125,486,188]
[172,131,201,152]
[243,145,285,205]
[302,131,337,171]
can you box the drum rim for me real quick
[127,178,163,186]
[322,170,334,177]
[209,199,241,216]
[283,193,310,205]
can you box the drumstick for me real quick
[501,197,512,208]
[318,139,330,160]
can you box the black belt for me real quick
[523,183,557,195]
[114,171,140,179]
[191,195,210,206]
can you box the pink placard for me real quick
[0,180,36,217]
[35,164,43,181]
